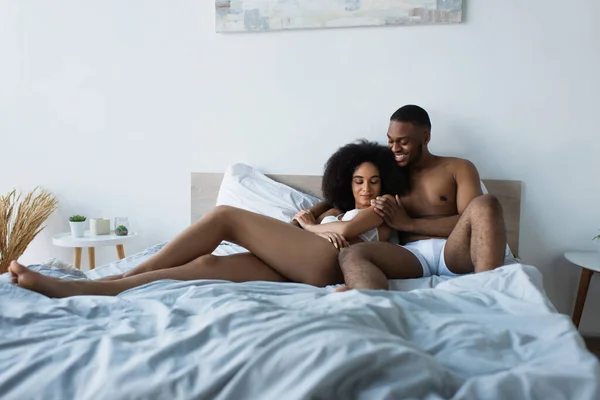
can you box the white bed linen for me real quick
[216,163,321,223]
[1,261,599,399]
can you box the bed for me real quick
[1,164,599,400]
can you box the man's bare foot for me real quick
[8,261,90,298]
[334,285,353,293]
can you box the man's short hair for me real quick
[390,105,431,130]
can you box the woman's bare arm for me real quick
[290,201,333,227]
[303,207,384,240]
[315,208,342,224]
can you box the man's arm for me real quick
[409,160,483,236]
[374,160,483,237]
[290,201,333,228]
[454,160,484,214]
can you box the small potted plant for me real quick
[114,216,129,236]
[115,224,129,236]
[69,215,87,238]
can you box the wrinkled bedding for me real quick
[1,259,598,399]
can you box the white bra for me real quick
[320,209,379,243]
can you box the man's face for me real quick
[387,121,426,168]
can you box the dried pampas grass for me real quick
[0,188,58,274]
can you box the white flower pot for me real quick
[69,221,86,238]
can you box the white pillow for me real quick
[216,163,322,223]
[480,181,517,260]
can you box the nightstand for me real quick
[52,231,138,270]
[564,251,600,328]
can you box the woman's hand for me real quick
[371,195,414,232]
[315,232,350,251]
[293,210,316,229]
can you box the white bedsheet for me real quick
[1,262,598,399]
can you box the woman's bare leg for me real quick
[9,254,290,298]
[97,274,124,281]
[124,206,342,286]
[9,206,343,298]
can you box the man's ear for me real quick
[423,129,431,145]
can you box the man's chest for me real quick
[400,172,458,217]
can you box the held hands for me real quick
[292,210,316,229]
[371,195,414,232]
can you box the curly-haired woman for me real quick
[8,140,407,297]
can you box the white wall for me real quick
[2,1,600,333]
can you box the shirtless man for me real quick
[334,105,508,290]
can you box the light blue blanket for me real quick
[1,264,599,399]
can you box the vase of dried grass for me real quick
[0,188,58,274]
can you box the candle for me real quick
[90,218,111,236]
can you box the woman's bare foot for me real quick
[8,261,90,298]
[334,285,352,293]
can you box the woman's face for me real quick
[352,162,382,209]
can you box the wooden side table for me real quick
[52,231,138,270]
[564,251,600,328]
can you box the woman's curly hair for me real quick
[322,140,408,212]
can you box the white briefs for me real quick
[401,239,461,277]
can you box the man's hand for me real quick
[372,195,414,232]
[292,210,317,229]
[315,232,349,251]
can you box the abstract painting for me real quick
[215,0,462,33]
